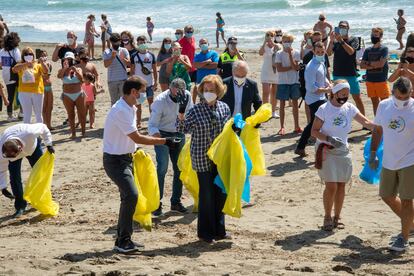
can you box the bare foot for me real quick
[90,124,94,129]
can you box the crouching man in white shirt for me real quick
[103,76,181,254]
[370,77,414,252]
[0,123,54,218]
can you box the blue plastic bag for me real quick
[359,137,383,185]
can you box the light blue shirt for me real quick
[103,47,130,82]
[304,57,328,105]
[148,90,193,135]
[233,80,245,117]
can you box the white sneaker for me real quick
[7,116,17,122]
[272,112,280,119]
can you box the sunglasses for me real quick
[186,31,194,34]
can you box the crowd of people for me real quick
[0,9,414,255]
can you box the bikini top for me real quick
[63,74,80,84]
[217,19,224,24]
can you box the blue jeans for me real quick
[9,139,43,211]
[154,131,185,205]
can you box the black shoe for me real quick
[171,203,188,214]
[62,119,68,126]
[2,188,15,200]
[113,239,140,254]
[152,203,163,217]
[12,209,25,218]
[214,233,232,241]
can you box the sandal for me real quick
[294,128,303,134]
[277,128,285,136]
[322,216,334,231]
[333,216,345,230]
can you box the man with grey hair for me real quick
[221,60,262,120]
[370,76,414,252]
[148,78,193,216]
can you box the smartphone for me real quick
[35,48,43,59]
[334,27,340,34]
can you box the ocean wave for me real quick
[47,0,62,5]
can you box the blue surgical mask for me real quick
[185,32,193,38]
[200,44,209,52]
[137,92,147,105]
[339,28,348,37]
[164,43,172,50]
[315,55,325,63]
[175,34,181,40]
[138,44,148,52]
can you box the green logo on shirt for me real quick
[388,117,405,133]
[332,114,347,128]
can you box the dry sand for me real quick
[0,43,413,276]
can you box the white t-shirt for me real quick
[275,49,301,85]
[374,98,414,170]
[0,48,21,85]
[133,51,155,87]
[103,98,138,155]
[315,101,359,147]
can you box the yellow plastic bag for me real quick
[177,138,199,211]
[23,151,59,216]
[207,119,246,218]
[240,103,272,176]
[132,149,160,231]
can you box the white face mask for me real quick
[203,92,217,103]
[275,36,282,43]
[283,42,292,49]
[24,55,34,62]
[67,38,75,45]
[392,95,410,110]
[234,76,246,86]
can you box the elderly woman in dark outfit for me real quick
[177,74,231,243]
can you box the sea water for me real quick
[2,0,413,49]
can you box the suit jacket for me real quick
[221,77,262,120]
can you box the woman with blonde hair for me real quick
[259,30,280,118]
[12,47,48,124]
[311,79,374,231]
[177,74,231,243]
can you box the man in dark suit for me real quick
[221,60,262,120]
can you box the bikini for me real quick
[62,75,84,101]
[217,19,224,32]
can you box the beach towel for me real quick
[23,151,59,216]
[132,149,160,231]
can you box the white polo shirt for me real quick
[103,98,137,155]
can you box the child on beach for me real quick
[82,72,98,129]
[146,17,154,42]
[40,49,54,130]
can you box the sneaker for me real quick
[389,231,414,244]
[7,116,17,122]
[2,188,15,199]
[294,148,307,157]
[113,239,140,254]
[18,111,24,120]
[171,203,188,214]
[389,236,409,252]
[214,233,232,241]
[152,203,163,217]
[12,208,25,218]
[272,112,280,119]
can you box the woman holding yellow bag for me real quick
[177,74,231,243]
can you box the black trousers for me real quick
[6,82,17,115]
[297,99,326,150]
[196,166,226,240]
[103,153,137,244]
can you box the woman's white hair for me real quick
[232,60,249,73]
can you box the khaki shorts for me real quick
[379,164,414,200]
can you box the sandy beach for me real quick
[0,42,412,276]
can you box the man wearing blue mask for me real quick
[327,21,366,121]
[296,41,331,157]
[194,38,219,93]
[131,35,157,128]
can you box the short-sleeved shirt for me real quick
[315,101,359,147]
[103,47,130,82]
[57,45,83,67]
[17,63,45,94]
[157,51,172,80]
[275,49,301,85]
[217,51,243,79]
[362,45,389,82]
[133,51,156,87]
[103,98,137,155]
[374,98,414,170]
[332,37,359,76]
[0,48,21,85]
[194,50,219,83]
[179,37,196,72]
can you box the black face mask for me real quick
[112,43,120,50]
[336,96,348,105]
[68,59,74,67]
[406,57,414,64]
[371,36,380,44]
[169,94,178,103]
